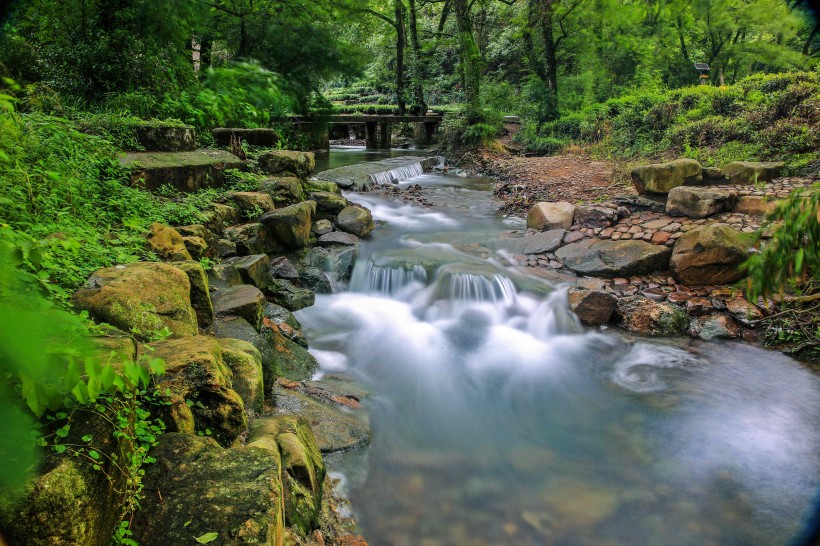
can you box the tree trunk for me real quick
[453,0,482,122]
[408,0,427,114]
[394,0,407,116]
[529,0,558,120]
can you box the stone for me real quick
[631,159,702,194]
[263,325,320,381]
[260,177,306,206]
[573,206,618,228]
[222,254,273,290]
[266,279,315,312]
[122,150,244,192]
[145,222,192,261]
[523,229,566,255]
[149,336,247,446]
[650,231,671,245]
[666,186,738,218]
[134,123,196,151]
[685,297,713,316]
[689,315,742,340]
[270,256,301,279]
[169,260,214,327]
[299,267,332,294]
[563,231,585,244]
[641,218,673,230]
[176,223,210,240]
[246,416,325,535]
[670,224,752,285]
[302,179,342,195]
[131,433,286,545]
[725,297,764,324]
[215,238,237,258]
[723,161,784,185]
[319,231,360,246]
[567,288,618,326]
[211,316,278,393]
[201,203,240,233]
[335,205,375,237]
[642,287,667,302]
[312,219,333,236]
[265,302,301,330]
[310,191,349,214]
[212,127,280,147]
[0,409,134,546]
[734,195,777,216]
[217,338,264,414]
[615,296,689,335]
[225,191,275,214]
[208,262,243,290]
[212,284,266,330]
[258,150,315,178]
[702,167,729,184]
[181,235,207,260]
[259,201,316,249]
[271,389,370,454]
[526,202,576,230]
[555,239,672,278]
[223,223,272,255]
[71,262,198,341]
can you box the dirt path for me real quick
[462,148,635,215]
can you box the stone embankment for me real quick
[1,130,369,546]
[517,158,815,341]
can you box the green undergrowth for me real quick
[517,71,820,173]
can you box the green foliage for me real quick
[743,183,820,301]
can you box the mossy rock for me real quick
[218,338,265,413]
[260,177,306,206]
[266,279,315,311]
[211,316,279,394]
[212,284,266,330]
[134,123,196,152]
[631,159,703,194]
[122,150,245,192]
[310,191,348,214]
[169,260,214,327]
[131,433,286,546]
[258,150,315,178]
[335,205,374,238]
[149,336,247,446]
[262,325,319,381]
[302,179,342,195]
[71,262,198,341]
[146,222,192,261]
[723,161,784,185]
[259,201,316,250]
[670,223,753,285]
[247,416,325,536]
[615,296,688,336]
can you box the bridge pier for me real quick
[293,122,329,150]
[414,121,440,146]
[365,121,392,150]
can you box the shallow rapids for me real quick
[297,147,820,546]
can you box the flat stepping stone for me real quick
[319,231,360,246]
[555,239,672,278]
[121,149,243,192]
[523,229,566,254]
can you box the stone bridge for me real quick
[291,114,444,150]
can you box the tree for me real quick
[453,0,483,121]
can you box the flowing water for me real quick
[297,148,820,546]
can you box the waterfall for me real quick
[356,261,428,295]
[368,162,425,186]
[434,270,517,306]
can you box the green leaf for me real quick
[194,532,219,543]
[53,444,66,454]
[89,450,100,460]
[82,434,93,442]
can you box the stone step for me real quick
[121,149,244,191]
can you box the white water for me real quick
[297,163,820,546]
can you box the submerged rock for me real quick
[71,262,198,341]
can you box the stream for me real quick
[297,147,820,546]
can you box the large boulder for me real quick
[131,433,285,545]
[134,123,196,152]
[211,316,278,393]
[272,389,370,454]
[666,186,738,218]
[335,205,375,238]
[310,191,349,214]
[145,222,192,261]
[71,262,198,341]
[670,224,752,285]
[264,324,320,381]
[218,338,265,414]
[246,416,325,536]
[0,409,134,546]
[149,336,247,446]
[212,284,266,330]
[260,201,316,249]
[303,179,342,195]
[723,161,784,185]
[201,203,240,233]
[734,195,777,216]
[267,279,316,311]
[631,159,702,194]
[169,260,214,327]
[555,239,672,278]
[526,202,576,230]
[568,288,618,326]
[522,229,566,255]
[260,177,306,206]
[258,150,315,178]
[615,296,689,336]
